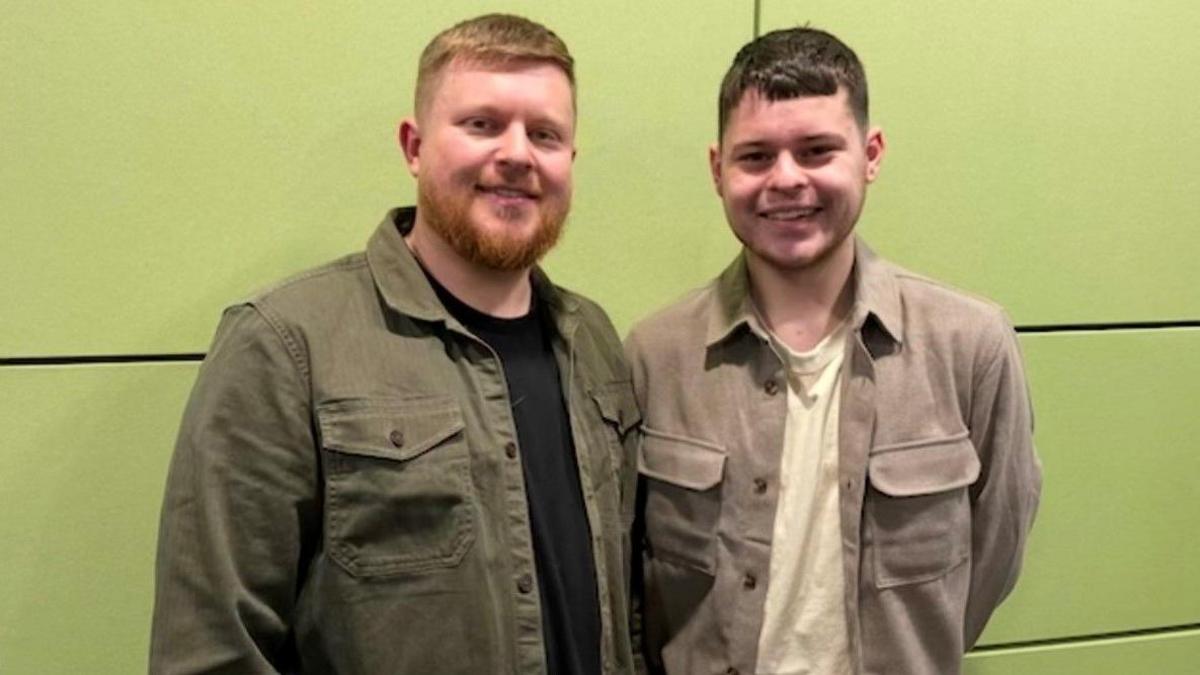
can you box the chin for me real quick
[473,206,538,232]
[755,244,835,272]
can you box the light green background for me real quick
[761,0,1200,327]
[0,1,747,357]
[966,629,1200,674]
[3,1,1197,672]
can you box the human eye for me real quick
[461,116,498,134]
[529,127,563,147]
[735,149,772,168]
[798,144,838,165]
[800,137,844,162]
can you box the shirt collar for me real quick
[705,235,904,348]
[849,238,903,345]
[365,207,577,326]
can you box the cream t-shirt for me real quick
[755,322,852,675]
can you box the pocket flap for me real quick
[591,381,642,435]
[317,398,465,462]
[638,427,726,491]
[868,433,980,497]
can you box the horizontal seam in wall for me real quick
[1017,320,1200,333]
[2,322,1198,366]
[971,622,1200,652]
[0,353,205,366]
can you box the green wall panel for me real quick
[966,629,1200,675]
[1,1,750,357]
[760,1,1200,325]
[977,329,1200,645]
[0,363,196,674]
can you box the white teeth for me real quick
[490,187,530,198]
[764,208,816,220]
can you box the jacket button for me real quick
[726,668,740,675]
[764,379,780,396]
[753,477,768,494]
[505,442,518,459]
[517,573,534,594]
[742,573,757,590]
[388,430,404,447]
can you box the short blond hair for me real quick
[415,14,575,118]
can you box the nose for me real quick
[496,125,533,172]
[767,152,808,193]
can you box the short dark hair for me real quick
[717,27,868,140]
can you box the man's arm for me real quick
[150,305,320,674]
[624,331,662,675]
[963,312,1042,647]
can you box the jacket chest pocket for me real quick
[865,433,980,588]
[589,382,642,488]
[638,427,726,574]
[317,397,475,578]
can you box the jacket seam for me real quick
[247,302,312,387]
[248,254,368,303]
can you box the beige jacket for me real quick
[625,240,1041,675]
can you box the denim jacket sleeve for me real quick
[963,311,1042,647]
[150,304,319,673]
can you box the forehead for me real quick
[424,59,575,119]
[723,87,858,143]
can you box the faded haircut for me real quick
[717,26,868,140]
[414,13,575,118]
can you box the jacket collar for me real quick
[365,207,578,327]
[705,236,904,348]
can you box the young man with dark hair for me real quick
[151,14,639,674]
[627,27,1041,674]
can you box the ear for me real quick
[864,126,886,183]
[398,117,421,176]
[708,142,724,198]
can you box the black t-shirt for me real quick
[429,276,601,675]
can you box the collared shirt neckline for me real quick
[365,207,579,329]
[704,236,904,350]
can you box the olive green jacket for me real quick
[626,240,1041,675]
[151,208,641,674]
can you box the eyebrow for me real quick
[730,133,845,151]
[456,104,572,131]
[802,133,847,146]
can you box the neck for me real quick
[406,219,533,319]
[748,237,856,353]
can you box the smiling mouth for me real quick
[477,185,538,200]
[760,206,821,220]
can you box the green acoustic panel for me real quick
[759,1,1200,325]
[0,2,750,357]
[976,329,1200,645]
[966,629,1200,675]
[0,363,196,674]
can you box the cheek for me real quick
[717,171,752,199]
[540,156,574,189]
[726,180,760,210]
[812,172,860,203]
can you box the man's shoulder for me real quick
[554,283,616,332]
[552,282,625,351]
[878,255,1015,349]
[236,251,371,320]
[625,280,719,358]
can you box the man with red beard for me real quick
[627,27,1041,674]
[151,15,639,675]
